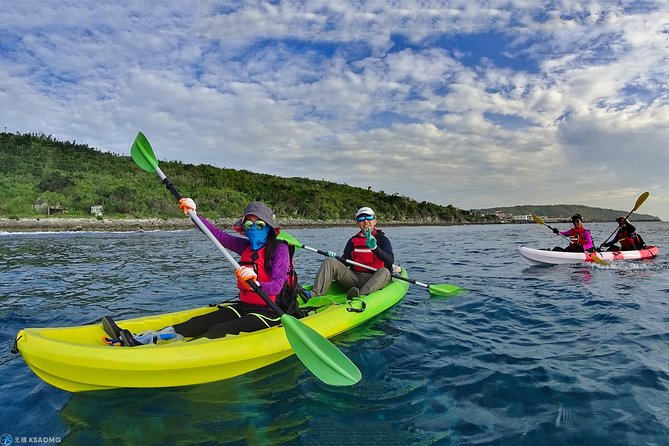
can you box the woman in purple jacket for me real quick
[102,201,298,346]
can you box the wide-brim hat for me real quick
[233,201,281,234]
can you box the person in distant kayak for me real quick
[308,206,394,301]
[599,217,646,251]
[102,201,300,346]
[551,214,595,252]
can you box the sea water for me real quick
[1,222,668,445]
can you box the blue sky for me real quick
[2,1,668,220]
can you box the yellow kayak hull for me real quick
[15,271,409,392]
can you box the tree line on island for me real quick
[0,132,494,223]
[0,132,659,224]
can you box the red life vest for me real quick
[237,243,294,306]
[569,227,590,249]
[616,228,637,250]
[350,230,385,272]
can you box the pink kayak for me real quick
[518,245,659,266]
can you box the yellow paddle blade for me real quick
[531,212,545,225]
[632,192,649,212]
[588,252,609,266]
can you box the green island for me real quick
[0,132,660,232]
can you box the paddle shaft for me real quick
[532,215,584,244]
[153,166,285,315]
[540,222,572,243]
[300,244,432,290]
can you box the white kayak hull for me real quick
[518,246,659,266]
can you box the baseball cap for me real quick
[355,207,375,218]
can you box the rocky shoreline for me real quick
[0,217,395,232]
[0,217,196,232]
[0,216,472,232]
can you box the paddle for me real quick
[277,231,462,296]
[130,132,361,387]
[530,213,608,266]
[601,192,649,246]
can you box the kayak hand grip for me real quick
[162,178,183,201]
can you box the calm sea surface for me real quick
[1,222,668,445]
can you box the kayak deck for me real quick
[518,245,659,266]
[15,270,411,392]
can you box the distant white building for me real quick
[90,205,103,216]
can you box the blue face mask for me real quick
[245,224,270,250]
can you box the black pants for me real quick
[552,245,585,252]
[173,303,280,339]
[606,245,640,251]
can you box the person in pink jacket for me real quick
[552,214,595,252]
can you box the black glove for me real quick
[552,227,559,235]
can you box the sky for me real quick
[2,1,669,220]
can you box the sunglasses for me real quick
[243,219,267,230]
[356,215,375,222]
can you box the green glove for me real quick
[363,228,377,250]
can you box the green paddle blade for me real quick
[282,315,361,386]
[277,231,303,249]
[131,132,159,172]
[428,283,464,296]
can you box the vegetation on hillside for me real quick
[0,132,498,223]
